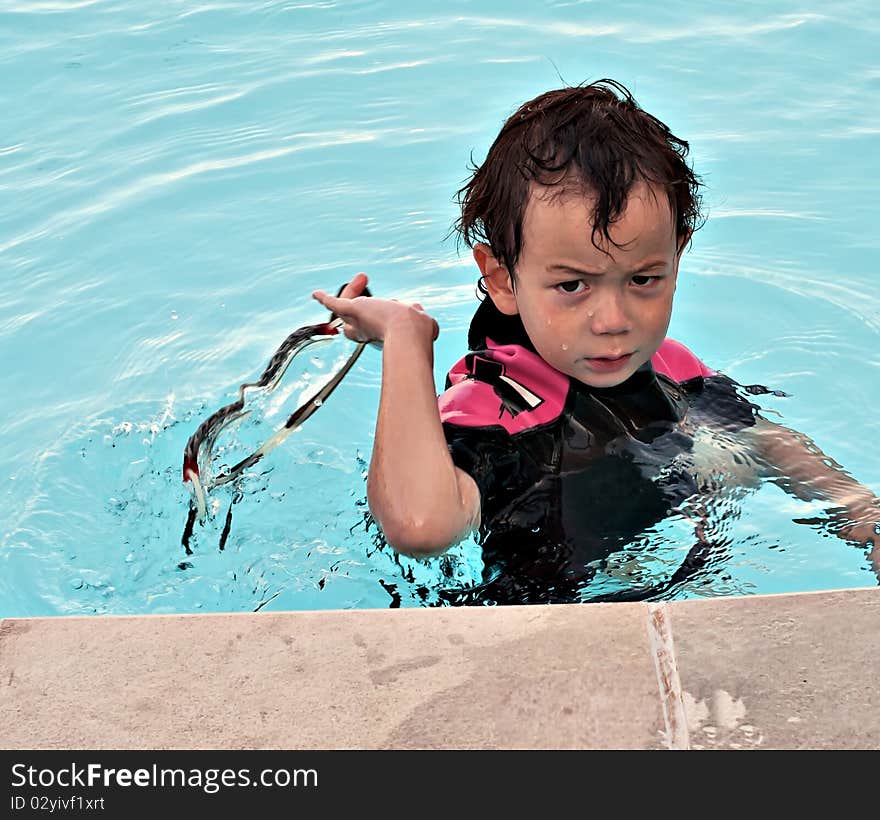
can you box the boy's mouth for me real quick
[584,353,634,373]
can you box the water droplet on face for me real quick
[561,343,568,351]
[588,311,594,319]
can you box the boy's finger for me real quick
[312,290,341,308]
[312,292,350,319]
[339,272,368,300]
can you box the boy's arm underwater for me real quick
[746,416,880,575]
[312,274,481,557]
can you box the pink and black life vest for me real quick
[434,303,758,605]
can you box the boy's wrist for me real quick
[383,312,437,349]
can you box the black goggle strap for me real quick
[210,332,367,489]
[183,284,370,520]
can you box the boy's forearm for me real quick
[752,420,879,577]
[754,419,877,511]
[367,322,474,555]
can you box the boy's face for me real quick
[482,181,683,388]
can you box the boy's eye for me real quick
[632,275,660,287]
[556,280,586,294]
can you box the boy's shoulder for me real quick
[438,337,712,435]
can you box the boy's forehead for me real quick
[523,180,676,248]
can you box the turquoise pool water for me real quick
[1,1,878,616]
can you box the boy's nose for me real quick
[588,291,632,335]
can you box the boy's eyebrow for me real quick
[546,259,669,276]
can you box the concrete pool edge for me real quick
[1,586,878,749]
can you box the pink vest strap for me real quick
[439,340,568,434]
[651,337,714,382]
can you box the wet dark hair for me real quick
[454,79,705,295]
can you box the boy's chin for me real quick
[575,373,631,389]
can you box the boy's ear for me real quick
[473,243,518,316]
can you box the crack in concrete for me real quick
[646,602,690,750]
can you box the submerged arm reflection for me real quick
[746,416,880,578]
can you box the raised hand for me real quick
[313,273,439,348]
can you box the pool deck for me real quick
[1,587,878,749]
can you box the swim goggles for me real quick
[182,285,370,523]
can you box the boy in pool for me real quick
[313,80,879,602]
